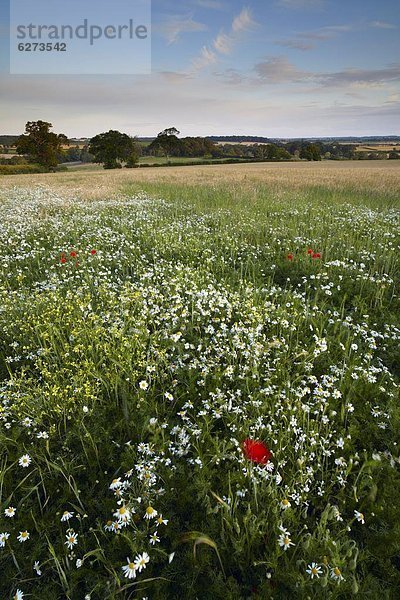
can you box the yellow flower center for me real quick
[311,567,318,575]
[284,537,290,545]
[129,562,135,570]
[334,567,341,576]
[282,499,289,506]
[146,506,154,515]
[119,507,126,514]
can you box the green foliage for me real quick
[16,121,68,169]
[89,130,139,169]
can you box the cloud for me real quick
[318,64,400,87]
[368,20,397,30]
[274,39,314,51]
[255,56,310,83]
[278,0,324,8]
[299,24,353,40]
[194,0,226,9]
[192,7,257,71]
[157,15,207,44]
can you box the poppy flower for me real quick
[90,249,97,255]
[70,251,77,258]
[242,439,272,464]
[312,252,321,259]
[287,253,293,261]
[60,256,67,264]
[307,248,313,255]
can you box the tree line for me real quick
[5,121,399,172]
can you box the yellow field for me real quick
[0,160,399,200]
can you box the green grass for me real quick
[0,180,399,599]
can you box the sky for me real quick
[1,0,399,137]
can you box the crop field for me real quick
[0,162,399,599]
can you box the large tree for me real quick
[89,130,139,169]
[148,127,181,159]
[16,121,68,170]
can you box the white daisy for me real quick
[17,531,30,543]
[61,510,74,522]
[134,552,150,572]
[0,532,10,547]
[113,505,132,524]
[18,454,31,468]
[122,557,137,579]
[65,531,78,549]
[13,590,24,600]
[5,506,16,518]
[149,532,160,545]
[144,506,157,520]
[354,510,365,524]
[139,380,149,390]
[331,566,345,582]
[306,563,322,579]
[280,499,291,510]
[156,514,169,526]
[278,533,295,551]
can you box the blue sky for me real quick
[1,0,399,137]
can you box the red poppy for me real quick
[242,439,272,464]
[60,257,67,264]
[70,251,77,258]
[90,249,97,255]
[312,252,321,259]
[287,253,293,261]
[307,248,313,255]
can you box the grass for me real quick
[0,163,399,599]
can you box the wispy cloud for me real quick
[192,7,257,71]
[274,39,314,51]
[157,14,208,44]
[278,0,325,9]
[194,0,226,9]
[255,57,310,83]
[368,20,397,30]
[318,64,400,87]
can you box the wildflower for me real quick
[90,249,97,255]
[33,561,42,576]
[0,532,10,547]
[61,510,74,522]
[306,562,322,579]
[5,506,16,518]
[76,559,83,568]
[287,253,293,261]
[354,510,365,524]
[280,499,291,510]
[122,557,137,579]
[114,505,132,524]
[278,533,295,551]
[139,380,149,390]
[242,439,272,465]
[17,531,30,543]
[65,531,78,549]
[312,252,321,259]
[83,405,89,413]
[13,591,24,600]
[70,251,77,258]
[144,506,157,520]
[134,551,150,572]
[307,248,313,254]
[60,256,67,264]
[18,454,31,468]
[168,552,175,564]
[156,514,168,526]
[331,566,345,582]
[149,532,160,545]
[109,478,122,490]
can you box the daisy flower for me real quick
[18,454,31,468]
[113,505,132,524]
[280,499,291,510]
[156,514,168,526]
[13,591,24,600]
[122,557,137,579]
[61,510,74,522]
[109,478,122,490]
[149,532,160,545]
[278,533,295,551]
[331,566,345,582]
[144,506,157,520]
[5,506,16,518]
[306,563,323,579]
[17,531,30,543]
[0,532,10,547]
[139,380,149,390]
[134,552,150,573]
[354,510,365,524]
[76,559,83,568]
[65,531,78,549]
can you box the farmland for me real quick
[0,161,399,599]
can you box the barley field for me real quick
[0,161,399,599]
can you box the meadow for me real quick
[0,161,399,599]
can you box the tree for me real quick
[148,127,181,160]
[16,121,68,170]
[89,131,139,169]
[300,143,322,161]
